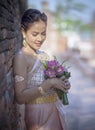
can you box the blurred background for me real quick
[28,0,95,63]
[27,1,95,130]
[0,0,95,130]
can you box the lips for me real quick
[35,43,42,47]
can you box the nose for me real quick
[37,35,42,42]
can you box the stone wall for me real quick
[0,0,27,129]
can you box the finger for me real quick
[64,79,68,82]
[55,86,67,93]
[56,83,66,92]
[61,86,67,93]
[63,80,70,86]
[65,85,71,90]
[60,76,66,80]
[65,82,70,86]
[65,89,68,93]
[60,83,69,92]
[62,82,70,89]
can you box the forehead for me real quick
[28,20,47,32]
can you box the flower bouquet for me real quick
[42,56,71,105]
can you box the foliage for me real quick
[53,0,92,33]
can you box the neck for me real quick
[22,46,38,56]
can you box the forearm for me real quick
[19,86,42,104]
[16,79,52,104]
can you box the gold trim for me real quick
[28,94,58,104]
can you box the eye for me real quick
[42,32,46,36]
[32,33,38,36]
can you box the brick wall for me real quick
[0,0,27,129]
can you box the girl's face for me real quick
[22,20,47,51]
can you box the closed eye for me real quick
[41,31,46,36]
[32,33,38,36]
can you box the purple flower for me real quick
[56,65,65,76]
[47,60,59,69]
[41,56,71,105]
[44,69,56,78]
[42,56,70,79]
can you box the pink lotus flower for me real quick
[44,69,56,78]
[56,65,65,76]
[47,60,59,69]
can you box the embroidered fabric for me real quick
[27,52,47,87]
[15,75,24,83]
[27,63,44,87]
[27,53,56,97]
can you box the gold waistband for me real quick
[28,94,58,104]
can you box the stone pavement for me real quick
[63,60,95,130]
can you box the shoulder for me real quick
[13,50,26,67]
[13,50,27,73]
[14,49,26,64]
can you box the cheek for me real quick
[29,36,36,42]
[43,36,46,41]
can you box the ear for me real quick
[21,28,26,38]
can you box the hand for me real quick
[50,78,68,93]
[41,77,71,93]
[62,79,71,91]
[60,76,71,91]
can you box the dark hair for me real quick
[21,9,47,31]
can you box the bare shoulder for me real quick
[14,50,25,63]
[14,50,26,65]
[13,50,27,76]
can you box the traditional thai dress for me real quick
[24,51,68,130]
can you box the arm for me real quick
[14,53,70,104]
[13,53,52,104]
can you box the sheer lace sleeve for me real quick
[15,75,24,83]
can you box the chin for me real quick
[35,46,41,50]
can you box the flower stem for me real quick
[62,93,69,105]
[56,89,69,105]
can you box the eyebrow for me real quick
[32,31,38,33]
[32,31,46,34]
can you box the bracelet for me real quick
[38,86,46,95]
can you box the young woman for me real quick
[14,8,71,130]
